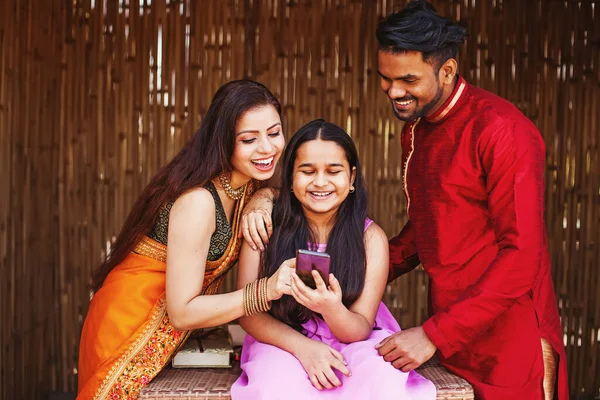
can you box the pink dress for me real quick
[231,220,436,400]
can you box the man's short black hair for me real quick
[376,0,467,71]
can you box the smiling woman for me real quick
[232,107,283,180]
[76,80,292,400]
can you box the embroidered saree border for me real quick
[93,298,183,400]
[92,181,254,399]
[133,237,167,263]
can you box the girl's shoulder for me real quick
[363,219,388,248]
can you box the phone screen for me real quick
[296,249,331,289]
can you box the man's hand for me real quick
[375,326,437,372]
[238,188,276,251]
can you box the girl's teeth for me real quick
[312,192,332,197]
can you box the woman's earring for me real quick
[290,188,294,193]
[349,186,355,193]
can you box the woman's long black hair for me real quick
[261,119,368,332]
[91,80,280,292]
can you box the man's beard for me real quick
[392,86,444,122]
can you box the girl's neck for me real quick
[305,211,336,244]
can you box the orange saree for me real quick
[77,184,253,400]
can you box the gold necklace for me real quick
[218,172,246,200]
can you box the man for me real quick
[240,1,568,398]
[373,1,567,399]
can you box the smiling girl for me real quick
[231,120,435,399]
[77,80,291,400]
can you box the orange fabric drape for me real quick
[77,251,180,400]
[77,182,254,400]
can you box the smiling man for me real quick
[374,1,568,399]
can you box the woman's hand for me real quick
[266,258,296,301]
[239,188,275,251]
[290,271,343,317]
[295,339,351,390]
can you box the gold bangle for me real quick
[250,280,259,315]
[243,282,250,316]
[264,278,272,311]
[260,278,271,312]
[244,278,272,316]
[245,281,254,316]
[257,278,266,313]
[244,280,257,316]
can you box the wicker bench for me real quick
[139,357,473,399]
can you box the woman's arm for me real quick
[165,188,247,330]
[237,240,311,354]
[291,222,389,343]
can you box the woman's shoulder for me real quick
[171,187,217,216]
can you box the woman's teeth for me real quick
[311,191,332,197]
[252,156,274,167]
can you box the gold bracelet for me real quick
[243,278,272,316]
[244,280,256,316]
[250,280,259,315]
[257,278,265,313]
[259,277,271,312]
[243,281,250,316]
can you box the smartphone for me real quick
[296,249,331,289]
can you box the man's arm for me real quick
[388,220,420,282]
[422,121,548,358]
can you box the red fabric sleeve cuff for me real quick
[422,317,456,358]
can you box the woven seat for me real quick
[139,357,473,399]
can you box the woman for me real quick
[77,80,289,400]
[232,120,435,399]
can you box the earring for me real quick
[290,188,294,193]
[349,186,355,193]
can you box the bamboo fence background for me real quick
[1,0,598,399]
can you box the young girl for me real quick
[232,120,435,399]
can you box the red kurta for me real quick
[389,76,568,399]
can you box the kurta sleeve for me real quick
[388,220,420,282]
[422,120,547,358]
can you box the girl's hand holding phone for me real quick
[266,258,296,301]
[290,270,343,316]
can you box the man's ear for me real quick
[439,58,458,85]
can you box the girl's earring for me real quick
[290,188,294,193]
[349,186,355,193]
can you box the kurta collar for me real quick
[425,75,468,124]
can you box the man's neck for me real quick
[424,75,459,119]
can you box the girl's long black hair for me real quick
[261,119,368,332]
